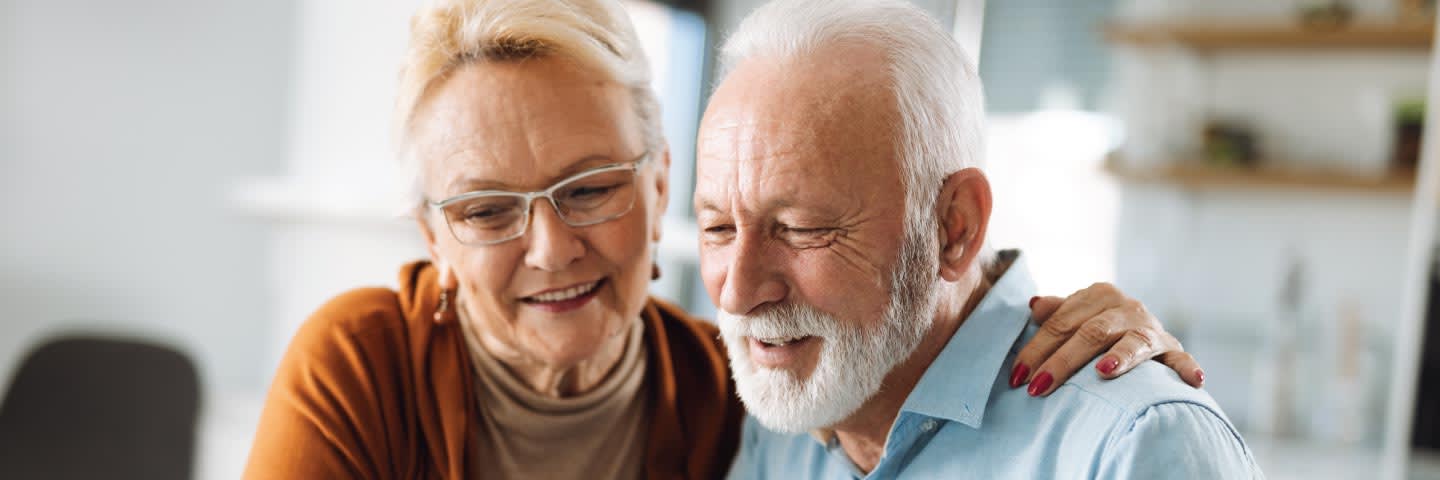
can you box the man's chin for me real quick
[733,367,867,434]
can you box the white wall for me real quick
[0,0,294,397]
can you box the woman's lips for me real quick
[747,335,819,370]
[521,278,605,313]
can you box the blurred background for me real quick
[3,0,1440,478]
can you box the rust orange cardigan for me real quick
[244,261,743,479]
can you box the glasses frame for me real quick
[427,150,652,246]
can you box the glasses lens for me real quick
[442,195,527,244]
[553,168,638,225]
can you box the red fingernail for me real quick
[1010,363,1031,388]
[1027,371,1053,397]
[1194,368,1205,385]
[1098,356,1120,375]
[1029,296,1039,309]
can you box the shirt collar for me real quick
[898,250,1034,429]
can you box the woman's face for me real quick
[409,57,667,370]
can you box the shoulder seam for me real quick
[1105,400,1260,477]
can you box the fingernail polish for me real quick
[1194,368,1205,385]
[1029,296,1039,309]
[1027,372,1053,397]
[1098,356,1120,375]
[1010,364,1030,388]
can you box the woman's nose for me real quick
[523,200,585,272]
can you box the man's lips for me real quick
[755,335,807,347]
[747,335,819,369]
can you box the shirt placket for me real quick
[854,414,942,479]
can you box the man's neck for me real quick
[830,261,1006,473]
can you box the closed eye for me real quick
[568,184,618,199]
[702,224,737,244]
[779,226,839,248]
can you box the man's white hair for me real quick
[720,0,987,257]
[394,0,663,207]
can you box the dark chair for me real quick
[0,335,201,480]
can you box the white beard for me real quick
[717,236,940,433]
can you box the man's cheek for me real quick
[811,239,889,290]
[698,250,727,304]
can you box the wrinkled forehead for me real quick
[695,46,902,210]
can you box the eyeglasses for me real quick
[428,151,651,246]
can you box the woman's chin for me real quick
[521,322,628,367]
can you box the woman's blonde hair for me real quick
[395,0,662,205]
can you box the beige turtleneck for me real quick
[460,317,650,480]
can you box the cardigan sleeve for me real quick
[243,288,408,480]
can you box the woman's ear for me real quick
[416,211,456,288]
[436,261,456,289]
[650,146,672,244]
[416,211,441,258]
[935,167,992,282]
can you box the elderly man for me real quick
[695,1,1262,478]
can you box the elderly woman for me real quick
[243,0,1204,478]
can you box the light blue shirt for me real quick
[728,253,1263,479]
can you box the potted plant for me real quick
[1394,99,1425,172]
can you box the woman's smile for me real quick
[518,278,608,313]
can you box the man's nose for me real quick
[523,200,585,272]
[718,233,787,315]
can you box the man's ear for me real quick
[935,167,992,282]
[650,146,672,244]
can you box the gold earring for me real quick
[434,288,452,324]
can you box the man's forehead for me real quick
[700,45,897,151]
[708,50,894,123]
[693,42,904,213]
[697,82,898,178]
[693,112,902,218]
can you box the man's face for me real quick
[694,45,939,432]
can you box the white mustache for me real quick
[717,303,840,341]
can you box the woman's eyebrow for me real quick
[554,154,618,177]
[444,153,617,194]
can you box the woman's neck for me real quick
[462,306,632,399]
[486,333,627,398]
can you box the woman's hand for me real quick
[1010,282,1204,397]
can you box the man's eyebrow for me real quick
[694,197,721,215]
[695,196,814,218]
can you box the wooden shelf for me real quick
[1105,161,1417,193]
[1104,21,1434,51]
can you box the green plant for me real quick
[1396,99,1426,126]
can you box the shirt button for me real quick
[921,420,937,432]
